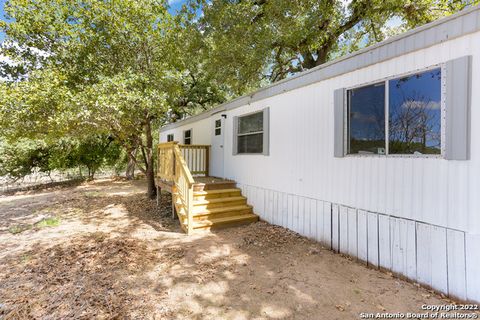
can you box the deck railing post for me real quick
[205,146,210,177]
[187,187,194,235]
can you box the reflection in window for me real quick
[389,68,441,154]
[348,83,386,154]
[237,111,264,154]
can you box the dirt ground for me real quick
[0,179,473,319]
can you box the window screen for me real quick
[236,111,264,154]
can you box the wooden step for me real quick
[192,204,253,216]
[193,196,247,210]
[172,181,258,233]
[192,213,259,231]
[175,196,252,220]
[193,182,236,192]
[193,188,242,200]
[193,209,254,221]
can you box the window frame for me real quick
[167,133,174,142]
[344,64,445,158]
[183,129,192,145]
[214,119,222,136]
[233,108,270,156]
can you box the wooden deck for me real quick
[155,176,236,193]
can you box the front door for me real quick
[210,117,224,178]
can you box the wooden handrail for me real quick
[173,145,195,186]
[172,144,194,234]
[178,144,211,148]
[158,141,178,147]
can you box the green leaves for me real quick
[195,0,480,84]
[0,138,50,179]
[0,135,122,180]
[1,0,174,139]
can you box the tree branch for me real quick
[129,150,147,174]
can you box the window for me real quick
[388,69,441,154]
[215,119,221,136]
[234,109,269,155]
[183,129,192,145]
[167,134,174,142]
[348,83,386,154]
[346,68,442,155]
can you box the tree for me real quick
[0,135,122,181]
[0,138,51,180]
[195,0,479,90]
[70,135,121,180]
[0,0,179,198]
[0,0,231,198]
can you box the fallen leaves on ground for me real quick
[237,222,308,251]
[0,233,163,319]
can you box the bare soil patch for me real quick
[0,179,472,319]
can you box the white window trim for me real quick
[344,64,445,159]
[167,133,174,142]
[233,108,270,156]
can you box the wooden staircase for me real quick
[177,185,258,233]
[157,142,258,234]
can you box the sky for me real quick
[0,0,7,43]
[168,0,188,13]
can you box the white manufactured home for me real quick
[158,6,480,302]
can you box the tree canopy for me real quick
[196,0,479,90]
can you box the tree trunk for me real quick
[126,148,136,180]
[145,120,156,199]
[87,167,94,181]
